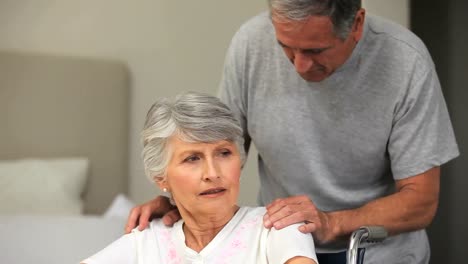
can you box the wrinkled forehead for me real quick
[272,12,334,32]
[272,15,338,47]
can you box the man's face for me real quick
[272,10,365,82]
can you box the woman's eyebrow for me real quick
[176,150,201,158]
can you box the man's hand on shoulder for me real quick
[125,195,180,233]
[263,195,339,245]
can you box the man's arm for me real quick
[125,195,179,233]
[264,166,440,244]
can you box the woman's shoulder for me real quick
[229,206,267,232]
[128,218,179,241]
[128,218,169,232]
[127,219,182,261]
[237,206,266,220]
[240,206,266,214]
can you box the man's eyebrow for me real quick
[303,47,331,53]
[277,39,332,53]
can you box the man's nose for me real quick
[293,52,313,73]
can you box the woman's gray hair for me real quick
[268,0,362,39]
[141,91,245,183]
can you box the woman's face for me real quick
[161,136,242,216]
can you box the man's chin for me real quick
[299,73,329,82]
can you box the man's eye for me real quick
[304,49,324,55]
[184,155,200,162]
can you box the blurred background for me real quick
[0,0,465,263]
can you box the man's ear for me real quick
[351,8,366,42]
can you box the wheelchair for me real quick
[347,226,388,264]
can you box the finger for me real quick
[271,209,314,230]
[263,214,273,228]
[162,209,181,226]
[137,205,154,231]
[266,195,311,215]
[268,201,316,225]
[136,197,163,231]
[125,207,141,233]
[137,196,174,231]
[299,221,318,234]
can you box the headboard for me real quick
[0,50,130,214]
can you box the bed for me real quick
[0,50,133,263]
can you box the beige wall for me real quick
[0,0,409,206]
[364,0,409,28]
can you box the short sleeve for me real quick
[389,65,459,179]
[81,234,135,264]
[218,27,252,154]
[266,224,317,264]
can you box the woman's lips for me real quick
[199,187,226,196]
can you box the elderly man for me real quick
[127,1,459,263]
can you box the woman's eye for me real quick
[184,155,200,163]
[219,149,232,157]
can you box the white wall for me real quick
[0,0,409,206]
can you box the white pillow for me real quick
[0,158,88,215]
[103,193,135,219]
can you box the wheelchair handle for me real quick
[347,226,388,264]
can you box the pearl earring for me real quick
[163,188,167,193]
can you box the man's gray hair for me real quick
[141,91,245,183]
[268,0,362,39]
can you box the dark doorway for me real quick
[411,0,468,263]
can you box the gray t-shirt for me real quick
[219,12,459,263]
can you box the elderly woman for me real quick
[82,92,317,264]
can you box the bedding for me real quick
[0,194,134,264]
[0,50,130,214]
[0,158,89,215]
[103,193,136,219]
[0,50,131,263]
[0,214,126,264]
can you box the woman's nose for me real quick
[203,159,220,181]
[293,52,314,73]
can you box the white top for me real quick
[82,207,317,264]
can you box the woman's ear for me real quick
[156,179,169,193]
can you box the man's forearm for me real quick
[328,167,440,238]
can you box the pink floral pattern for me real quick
[160,229,183,264]
[214,215,261,263]
[153,209,267,263]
